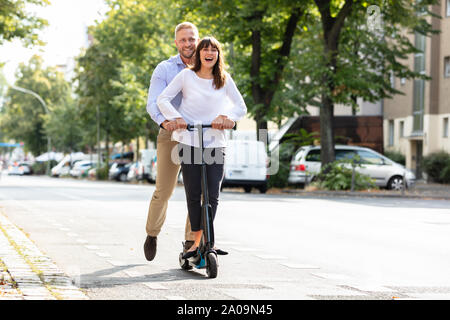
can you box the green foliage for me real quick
[268,129,318,189]
[422,151,450,184]
[180,0,311,129]
[74,42,122,161]
[0,0,49,46]
[384,150,405,166]
[96,164,109,181]
[267,143,296,189]
[31,160,57,175]
[0,55,73,156]
[314,160,377,191]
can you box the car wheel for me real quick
[119,173,127,182]
[258,184,267,194]
[388,176,403,190]
[244,186,252,193]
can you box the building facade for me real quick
[383,1,450,177]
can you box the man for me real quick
[143,22,199,261]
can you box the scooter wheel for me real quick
[179,253,193,270]
[206,252,218,278]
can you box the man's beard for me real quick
[180,47,195,60]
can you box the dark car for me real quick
[109,162,131,182]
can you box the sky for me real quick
[1,0,109,84]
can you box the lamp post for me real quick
[9,85,52,176]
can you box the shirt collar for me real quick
[175,54,186,67]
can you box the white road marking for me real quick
[281,263,320,269]
[311,272,352,281]
[84,245,100,250]
[67,232,79,237]
[143,282,169,290]
[166,295,186,300]
[255,254,288,260]
[106,260,127,267]
[95,252,112,258]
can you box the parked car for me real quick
[287,145,416,190]
[126,161,141,182]
[51,153,99,177]
[139,149,157,183]
[7,162,33,175]
[109,162,132,182]
[221,140,268,193]
[70,160,97,178]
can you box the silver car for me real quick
[287,145,416,190]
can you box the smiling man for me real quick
[144,22,199,261]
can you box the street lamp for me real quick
[8,85,52,176]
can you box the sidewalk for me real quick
[270,180,450,200]
[0,210,88,300]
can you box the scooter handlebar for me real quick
[186,124,213,131]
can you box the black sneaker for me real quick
[144,236,157,261]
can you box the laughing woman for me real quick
[157,36,247,258]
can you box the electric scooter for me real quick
[178,123,218,278]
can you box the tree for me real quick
[311,0,439,167]
[0,55,72,155]
[180,0,310,135]
[0,0,48,46]
[43,97,84,154]
[74,41,122,173]
[92,0,179,146]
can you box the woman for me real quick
[157,36,247,258]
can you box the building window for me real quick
[400,77,406,85]
[445,56,450,78]
[444,118,449,138]
[390,71,395,89]
[399,120,404,138]
[388,120,395,146]
[447,0,450,17]
[413,32,425,133]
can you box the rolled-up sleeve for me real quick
[223,75,247,121]
[146,63,168,126]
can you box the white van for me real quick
[221,140,268,193]
[51,153,97,177]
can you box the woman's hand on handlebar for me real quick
[174,117,187,130]
[211,115,235,130]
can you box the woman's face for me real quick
[199,45,218,69]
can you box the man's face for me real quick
[174,28,198,60]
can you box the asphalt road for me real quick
[1,174,450,300]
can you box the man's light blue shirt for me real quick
[146,54,186,126]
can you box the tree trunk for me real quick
[315,0,353,168]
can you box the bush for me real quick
[384,150,405,165]
[96,164,109,180]
[314,160,377,191]
[31,160,58,175]
[268,129,320,189]
[267,143,295,189]
[422,151,450,183]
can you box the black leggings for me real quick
[178,144,225,232]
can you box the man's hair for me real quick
[174,22,199,39]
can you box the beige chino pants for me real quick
[145,128,194,241]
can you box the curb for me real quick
[0,211,88,300]
[279,189,450,200]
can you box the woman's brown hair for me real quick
[190,36,226,89]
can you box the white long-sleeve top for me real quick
[157,68,247,148]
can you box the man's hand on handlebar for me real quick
[211,115,235,130]
[162,118,187,131]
